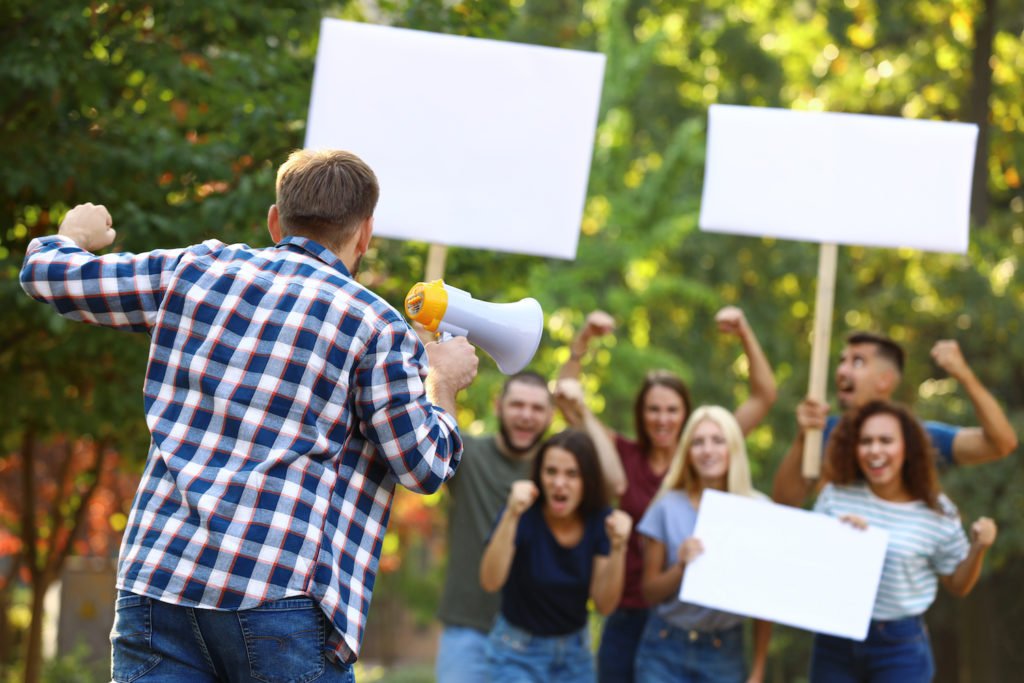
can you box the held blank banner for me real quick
[699,105,977,253]
[306,19,606,260]
[679,490,888,641]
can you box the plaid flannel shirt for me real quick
[20,234,462,662]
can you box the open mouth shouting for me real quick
[836,377,855,404]
[548,491,574,516]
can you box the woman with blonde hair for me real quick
[633,406,771,683]
[560,309,777,683]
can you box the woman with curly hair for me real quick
[811,400,997,682]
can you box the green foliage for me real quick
[356,662,436,683]
[374,1,1024,677]
[2,643,107,683]
[3,0,1022,679]
[1,0,335,461]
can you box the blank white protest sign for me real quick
[305,19,606,260]
[699,105,977,253]
[679,490,888,641]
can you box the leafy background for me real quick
[1,1,1021,681]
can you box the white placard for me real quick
[306,19,606,260]
[679,489,888,641]
[699,105,977,253]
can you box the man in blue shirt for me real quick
[773,331,1017,507]
[21,150,480,681]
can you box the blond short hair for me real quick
[275,149,379,249]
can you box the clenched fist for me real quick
[507,480,539,516]
[605,509,632,550]
[555,377,585,409]
[930,340,971,381]
[58,203,116,252]
[970,517,997,549]
[715,306,750,339]
[582,310,615,339]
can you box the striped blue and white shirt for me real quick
[21,234,462,662]
[814,483,968,620]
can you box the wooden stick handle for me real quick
[802,242,838,479]
[425,243,448,282]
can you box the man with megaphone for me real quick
[21,149,479,680]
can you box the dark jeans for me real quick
[810,616,934,683]
[110,590,355,683]
[597,607,650,683]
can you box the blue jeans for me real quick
[437,625,491,683]
[634,611,746,683]
[110,591,355,682]
[597,607,649,683]
[487,615,594,683]
[810,616,934,683]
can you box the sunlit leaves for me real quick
[1,1,333,461]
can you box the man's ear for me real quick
[876,366,899,396]
[355,215,374,255]
[267,205,283,243]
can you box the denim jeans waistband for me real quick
[868,615,926,638]
[494,614,588,647]
[647,612,743,648]
[870,615,924,627]
[615,606,651,616]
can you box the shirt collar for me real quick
[276,235,351,278]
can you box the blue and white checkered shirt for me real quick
[21,234,462,662]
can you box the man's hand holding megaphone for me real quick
[424,336,479,415]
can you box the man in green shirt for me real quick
[436,371,555,683]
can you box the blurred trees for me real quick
[1,0,1022,680]
[0,437,137,680]
[374,1,1024,680]
[1,2,332,680]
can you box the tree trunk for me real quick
[23,571,51,683]
[0,573,15,667]
[18,434,111,682]
[968,0,996,226]
[19,429,43,683]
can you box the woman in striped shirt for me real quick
[811,400,997,683]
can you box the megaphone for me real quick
[404,280,543,375]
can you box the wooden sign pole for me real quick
[425,243,448,282]
[802,242,838,478]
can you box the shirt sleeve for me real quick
[19,235,194,332]
[484,505,513,546]
[813,483,837,517]
[352,316,463,494]
[636,496,668,544]
[923,421,959,467]
[593,508,612,557]
[931,502,970,576]
[820,415,839,449]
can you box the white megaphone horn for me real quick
[404,280,543,375]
